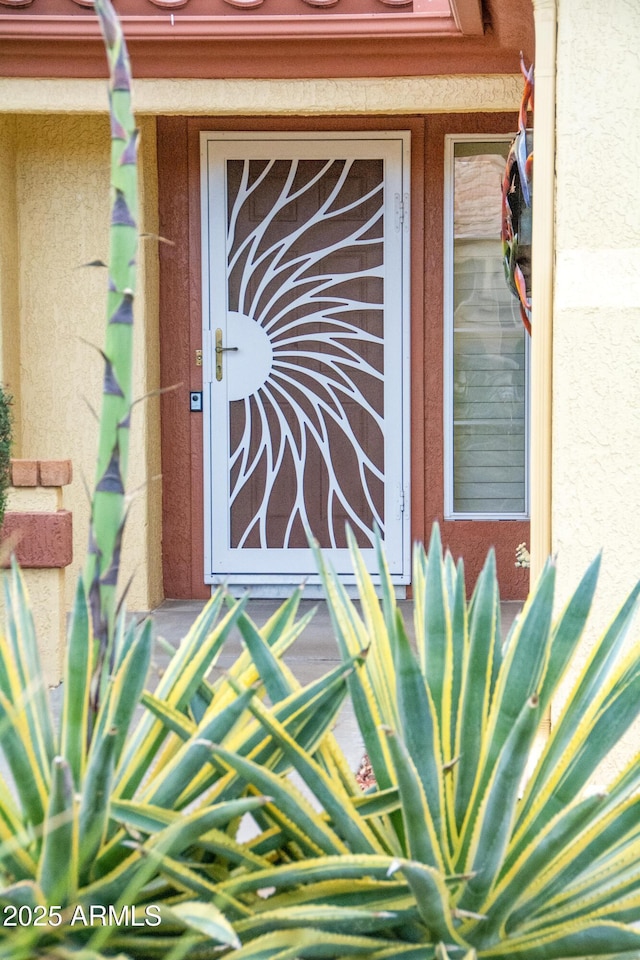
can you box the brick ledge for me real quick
[10,459,73,488]
[1,510,73,569]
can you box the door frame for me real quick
[200,130,412,589]
[158,113,529,601]
[158,115,426,601]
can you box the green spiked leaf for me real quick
[459,695,540,914]
[390,858,462,947]
[479,920,640,959]
[37,757,78,906]
[78,727,118,878]
[61,577,93,788]
[454,551,499,834]
[391,607,447,865]
[384,727,444,870]
[167,901,241,949]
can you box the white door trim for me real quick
[200,130,411,589]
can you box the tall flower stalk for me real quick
[83,0,138,715]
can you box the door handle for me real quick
[215,328,239,381]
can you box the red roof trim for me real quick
[0,10,465,39]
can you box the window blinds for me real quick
[451,150,527,516]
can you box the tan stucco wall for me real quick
[0,115,22,453]
[0,114,162,618]
[1,485,68,685]
[551,0,640,762]
[0,75,522,117]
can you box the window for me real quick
[444,137,529,519]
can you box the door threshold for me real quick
[211,582,407,600]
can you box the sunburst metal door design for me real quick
[201,133,410,584]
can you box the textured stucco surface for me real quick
[5,113,162,615]
[137,116,163,610]
[0,75,522,117]
[1,484,69,684]
[0,116,22,453]
[0,568,68,687]
[551,0,640,771]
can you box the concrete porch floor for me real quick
[150,597,524,671]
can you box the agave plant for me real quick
[291,525,640,959]
[0,564,392,959]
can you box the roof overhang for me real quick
[0,0,534,80]
[0,0,483,39]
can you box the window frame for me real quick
[443,133,530,521]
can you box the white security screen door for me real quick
[201,132,410,587]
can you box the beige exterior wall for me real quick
[0,113,162,617]
[1,485,68,686]
[551,0,640,766]
[0,75,522,117]
[0,115,22,453]
[553,0,640,612]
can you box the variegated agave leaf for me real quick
[1,563,406,958]
[313,524,640,958]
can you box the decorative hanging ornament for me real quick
[502,54,534,334]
